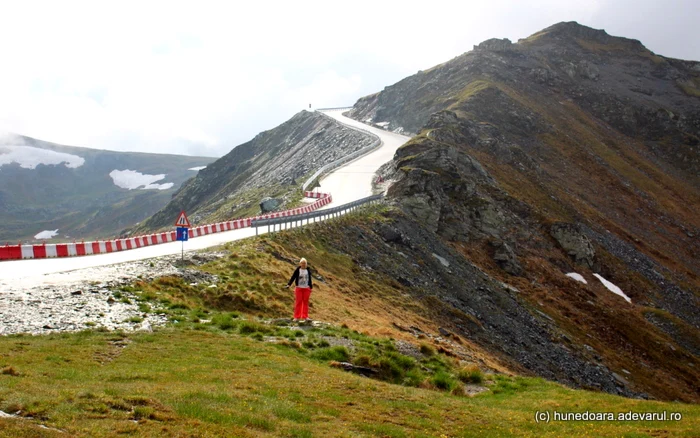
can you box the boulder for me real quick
[377,224,403,244]
[260,197,282,213]
[550,223,595,268]
[491,240,523,276]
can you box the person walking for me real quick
[286,258,313,322]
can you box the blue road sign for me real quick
[176,227,189,242]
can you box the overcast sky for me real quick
[0,0,698,157]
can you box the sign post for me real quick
[174,211,191,261]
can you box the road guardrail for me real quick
[251,194,384,235]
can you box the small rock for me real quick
[612,372,628,387]
[71,291,82,296]
[330,361,377,376]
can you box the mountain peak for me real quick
[473,38,514,52]
[521,21,648,53]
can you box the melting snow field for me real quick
[593,274,632,303]
[188,166,207,171]
[566,272,588,284]
[34,229,59,240]
[0,146,85,169]
[109,169,174,190]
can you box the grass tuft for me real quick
[431,370,459,391]
[310,346,350,362]
[457,364,484,384]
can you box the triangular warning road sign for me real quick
[175,211,191,228]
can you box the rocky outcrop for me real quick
[346,21,700,402]
[490,240,523,275]
[473,38,514,52]
[320,210,647,399]
[550,223,596,268]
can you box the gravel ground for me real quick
[0,255,188,336]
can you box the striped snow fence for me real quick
[248,193,332,222]
[188,218,251,238]
[0,231,178,260]
[303,191,328,199]
[0,192,332,261]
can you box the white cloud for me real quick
[109,169,174,190]
[0,1,695,157]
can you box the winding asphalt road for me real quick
[316,109,409,208]
[0,110,409,287]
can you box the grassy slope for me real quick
[1,210,698,436]
[1,329,698,438]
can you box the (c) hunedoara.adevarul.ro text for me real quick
[534,411,683,423]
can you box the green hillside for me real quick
[1,329,697,437]
[0,135,214,242]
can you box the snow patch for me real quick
[593,274,631,303]
[109,169,174,190]
[188,166,207,171]
[0,146,85,169]
[34,229,59,240]
[432,253,450,267]
[566,273,587,284]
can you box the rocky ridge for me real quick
[139,111,374,230]
[347,22,699,401]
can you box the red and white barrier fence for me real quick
[0,192,331,261]
[303,191,327,199]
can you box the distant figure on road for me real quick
[286,258,313,322]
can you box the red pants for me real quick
[294,287,312,319]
